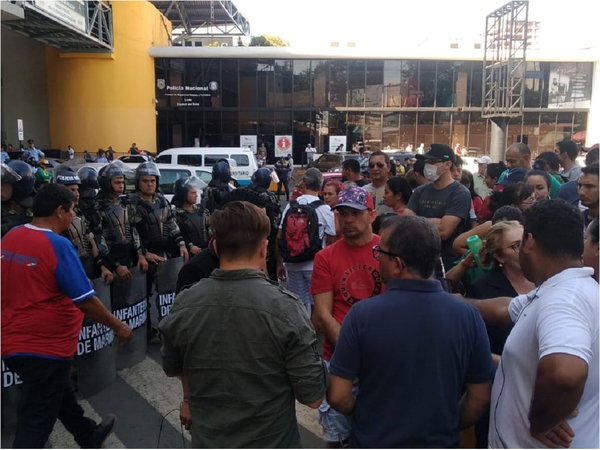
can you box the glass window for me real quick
[416,112,434,146]
[312,60,328,108]
[347,113,364,147]
[557,112,575,138]
[401,61,419,107]
[329,61,347,107]
[177,154,203,166]
[524,61,544,108]
[400,113,417,147]
[521,112,540,152]
[159,169,192,194]
[452,112,469,150]
[366,61,384,107]
[436,62,454,107]
[293,60,311,107]
[274,111,292,134]
[222,59,238,107]
[155,154,172,164]
[419,61,436,107]
[383,61,401,107]
[453,62,470,108]
[271,59,293,108]
[258,111,274,134]
[204,111,221,135]
[468,112,489,154]
[469,62,483,107]
[257,60,274,108]
[222,111,238,134]
[204,154,228,166]
[230,154,250,166]
[365,113,382,151]
[239,111,257,135]
[382,113,399,149]
[348,61,365,107]
[239,60,257,107]
[194,170,213,185]
[434,112,452,146]
[539,112,558,152]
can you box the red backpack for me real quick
[279,199,324,262]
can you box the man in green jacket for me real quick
[159,201,325,448]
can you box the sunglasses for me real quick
[369,162,386,169]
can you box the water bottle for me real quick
[466,235,483,268]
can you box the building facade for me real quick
[151,47,596,162]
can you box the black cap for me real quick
[416,144,456,163]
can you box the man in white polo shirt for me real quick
[466,199,598,448]
[473,155,492,198]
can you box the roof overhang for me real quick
[1,1,113,53]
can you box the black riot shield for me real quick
[111,267,148,370]
[149,257,184,327]
[1,360,23,432]
[75,278,117,397]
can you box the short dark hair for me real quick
[581,163,599,177]
[210,201,270,259]
[492,205,523,224]
[486,162,507,181]
[523,199,583,259]
[460,170,476,198]
[525,170,552,190]
[32,183,75,217]
[386,176,412,204]
[587,218,599,245]
[585,146,599,166]
[368,150,390,166]
[535,152,561,172]
[342,158,361,174]
[413,159,425,175]
[380,215,441,278]
[489,182,534,214]
[556,140,579,161]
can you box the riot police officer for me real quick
[171,176,210,256]
[55,168,113,284]
[202,160,234,213]
[94,160,148,281]
[129,162,188,263]
[1,161,35,237]
[77,166,100,222]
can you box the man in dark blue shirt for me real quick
[328,215,494,448]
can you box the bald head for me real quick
[505,143,532,169]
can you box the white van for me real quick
[155,147,257,187]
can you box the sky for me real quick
[233,0,599,51]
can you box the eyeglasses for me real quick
[372,245,400,260]
[503,240,521,252]
[369,162,386,169]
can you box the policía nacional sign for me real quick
[156,79,219,107]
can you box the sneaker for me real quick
[83,414,116,448]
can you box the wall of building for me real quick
[45,1,171,156]
[1,28,50,149]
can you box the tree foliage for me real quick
[249,34,288,47]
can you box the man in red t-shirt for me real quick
[311,186,383,446]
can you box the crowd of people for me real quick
[1,138,598,448]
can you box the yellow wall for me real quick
[45,1,171,156]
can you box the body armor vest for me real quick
[175,207,209,249]
[65,215,95,277]
[1,201,32,237]
[136,194,170,254]
[98,197,134,265]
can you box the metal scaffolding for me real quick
[149,0,250,45]
[1,1,113,52]
[482,0,529,118]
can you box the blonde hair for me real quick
[480,220,522,267]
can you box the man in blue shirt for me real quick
[328,215,494,448]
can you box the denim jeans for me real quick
[4,356,97,448]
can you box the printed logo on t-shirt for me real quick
[339,263,382,305]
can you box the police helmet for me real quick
[251,167,272,190]
[6,160,35,201]
[135,162,161,187]
[1,163,22,185]
[99,160,131,192]
[212,160,231,184]
[54,167,81,186]
[77,166,99,199]
[172,176,207,207]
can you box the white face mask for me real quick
[424,163,440,182]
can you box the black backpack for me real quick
[279,199,324,263]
